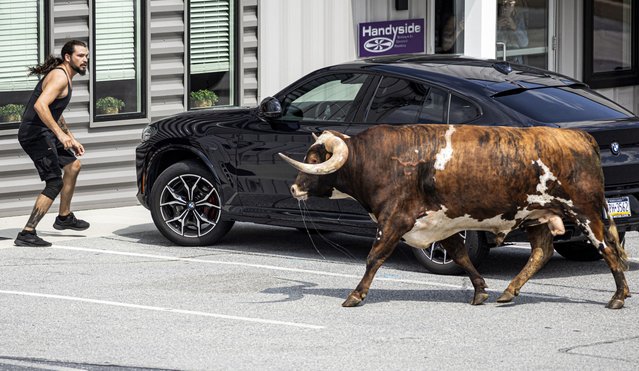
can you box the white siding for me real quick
[0,0,255,217]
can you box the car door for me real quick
[339,75,452,225]
[235,72,375,222]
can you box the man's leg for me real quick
[53,159,89,231]
[58,159,81,216]
[16,177,63,247]
[23,193,55,232]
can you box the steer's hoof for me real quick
[471,292,489,305]
[342,294,363,307]
[607,299,624,309]
[497,291,515,303]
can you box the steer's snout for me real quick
[290,184,308,200]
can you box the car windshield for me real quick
[493,86,635,123]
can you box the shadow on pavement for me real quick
[111,221,638,283]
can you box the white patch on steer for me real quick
[402,206,518,249]
[329,189,355,200]
[526,159,574,208]
[434,126,456,171]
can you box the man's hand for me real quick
[57,132,74,150]
[71,139,85,156]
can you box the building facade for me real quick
[0,0,636,217]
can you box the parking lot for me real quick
[1,206,638,370]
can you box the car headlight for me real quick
[141,125,158,142]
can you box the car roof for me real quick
[328,54,584,96]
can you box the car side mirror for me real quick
[259,97,282,119]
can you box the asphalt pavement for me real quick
[1,206,638,370]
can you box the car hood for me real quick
[151,106,258,136]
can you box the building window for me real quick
[93,0,145,121]
[188,0,235,109]
[435,0,464,54]
[584,0,639,88]
[0,0,46,126]
[496,0,549,69]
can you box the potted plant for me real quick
[190,89,218,108]
[0,104,25,122]
[96,96,125,114]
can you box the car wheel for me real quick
[411,231,489,275]
[150,161,234,246]
[553,232,625,261]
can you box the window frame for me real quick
[583,0,639,89]
[186,0,239,109]
[0,0,49,130]
[91,0,147,123]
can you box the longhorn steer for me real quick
[279,124,630,309]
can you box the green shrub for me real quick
[190,89,219,107]
[96,96,125,113]
[0,104,25,121]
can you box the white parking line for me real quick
[47,244,464,289]
[0,289,323,330]
[0,358,85,371]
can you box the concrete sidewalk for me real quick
[0,205,156,248]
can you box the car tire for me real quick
[553,232,625,261]
[411,231,489,275]
[150,160,234,246]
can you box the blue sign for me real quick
[358,18,425,57]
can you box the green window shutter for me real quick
[0,0,43,92]
[95,0,136,81]
[190,0,232,74]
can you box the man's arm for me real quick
[34,69,73,148]
[58,115,84,156]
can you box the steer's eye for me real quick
[307,154,320,164]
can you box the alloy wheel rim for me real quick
[420,231,467,265]
[159,174,222,238]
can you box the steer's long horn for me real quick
[278,133,349,175]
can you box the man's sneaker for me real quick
[53,212,90,231]
[15,230,52,247]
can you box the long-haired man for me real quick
[15,40,90,247]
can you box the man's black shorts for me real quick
[18,129,77,181]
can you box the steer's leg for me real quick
[497,224,554,303]
[342,220,409,307]
[439,234,488,305]
[571,212,630,309]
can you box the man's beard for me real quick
[71,63,86,76]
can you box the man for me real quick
[15,40,90,247]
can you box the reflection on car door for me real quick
[235,72,374,222]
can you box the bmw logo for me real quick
[610,142,621,156]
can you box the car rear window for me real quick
[493,86,635,123]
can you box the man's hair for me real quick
[28,40,87,76]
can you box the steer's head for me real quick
[278,131,349,201]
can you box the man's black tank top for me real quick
[20,67,72,135]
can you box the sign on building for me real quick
[358,18,425,57]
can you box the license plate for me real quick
[606,197,631,218]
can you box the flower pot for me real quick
[98,107,119,115]
[2,113,21,122]
[192,99,212,108]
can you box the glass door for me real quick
[496,0,556,70]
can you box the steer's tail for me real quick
[603,207,629,271]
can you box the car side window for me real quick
[418,87,448,124]
[365,77,428,123]
[448,95,480,124]
[281,73,368,122]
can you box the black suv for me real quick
[136,55,639,274]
